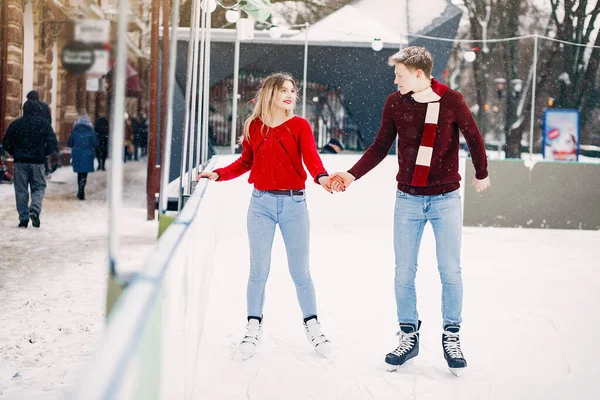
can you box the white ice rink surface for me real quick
[193,155,599,400]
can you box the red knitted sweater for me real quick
[214,116,328,190]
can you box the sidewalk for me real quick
[0,160,158,399]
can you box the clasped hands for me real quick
[318,172,355,193]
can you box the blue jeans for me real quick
[393,189,463,329]
[246,189,317,319]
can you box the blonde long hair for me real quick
[242,73,298,142]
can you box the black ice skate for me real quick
[442,325,467,376]
[385,321,421,371]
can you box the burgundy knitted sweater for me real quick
[348,79,488,195]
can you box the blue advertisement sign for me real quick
[542,109,580,161]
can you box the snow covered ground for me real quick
[193,155,600,400]
[1,154,598,399]
[0,160,158,399]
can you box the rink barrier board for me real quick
[463,159,600,230]
[72,159,218,399]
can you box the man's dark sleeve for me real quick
[2,123,15,155]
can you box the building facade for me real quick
[0,0,151,174]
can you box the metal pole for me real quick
[194,6,208,176]
[302,22,309,118]
[159,0,180,214]
[201,9,212,166]
[146,0,161,219]
[108,0,129,277]
[230,22,241,154]
[159,0,170,166]
[186,0,203,193]
[529,34,538,160]
[178,0,199,210]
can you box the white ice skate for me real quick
[239,318,262,360]
[304,317,332,357]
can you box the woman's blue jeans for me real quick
[246,189,317,319]
[393,189,463,329]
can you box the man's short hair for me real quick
[26,90,40,101]
[388,46,434,78]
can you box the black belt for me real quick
[265,189,304,196]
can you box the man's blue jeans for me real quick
[246,189,317,319]
[393,189,463,329]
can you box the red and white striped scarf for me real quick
[410,83,446,186]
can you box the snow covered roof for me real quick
[287,0,454,45]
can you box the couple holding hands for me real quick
[198,46,490,375]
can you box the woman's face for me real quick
[272,80,297,112]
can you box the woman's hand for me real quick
[318,175,333,193]
[197,172,219,181]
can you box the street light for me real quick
[269,26,283,39]
[463,50,476,62]
[371,38,384,51]
[201,0,217,12]
[225,9,240,23]
[511,78,523,98]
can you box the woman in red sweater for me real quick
[198,73,332,360]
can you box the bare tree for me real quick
[461,0,545,158]
[541,0,600,144]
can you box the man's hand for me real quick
[197,172,219,181]
[472,176,490,192]
[318,175,333,193]
[330,172,355,192]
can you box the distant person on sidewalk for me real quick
[68,115,99,200]
[320,137,344,154]
[26,90,57,176]
[94,115,109,171]
[2,100,57,228]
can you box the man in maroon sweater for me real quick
[331,46,490,375]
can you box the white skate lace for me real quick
[392,330,417,356]
[443,330,464,359]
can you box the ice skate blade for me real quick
[239,343,257,361]
[314,342,332,358]
[449,367,465,377]
[385,358,414,372]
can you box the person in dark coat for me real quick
[68,115,99,200]
[94,116,109,171]
[138,112,148,157]
[26,91,51,123]
[26,90,56,175]
[320,137,344,154]
[2,100,57,228]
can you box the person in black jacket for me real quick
[2,100,58,228]
[26,90,56,175]
[94,116,109,171]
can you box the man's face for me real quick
[394,63,421,94]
